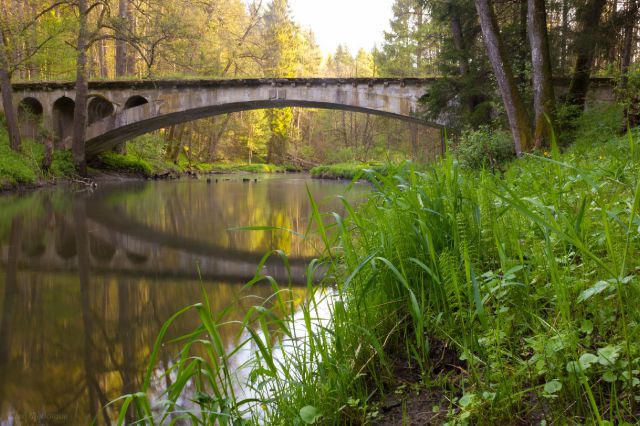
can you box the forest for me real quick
[0,0,635,177]
[1,0,640,424]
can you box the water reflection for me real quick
[0,175,366,425]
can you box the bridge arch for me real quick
[88,95,115,125]
[18,97,44,139]
[85,100,438,157]
[124,95,149,109]
[52,96,75,149]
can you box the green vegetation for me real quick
[206,163,286,173]
[452,126,516,170]
[310,162,392,180]
[115,110,640,424]
[95,152,155,176]
[0,127,76,189]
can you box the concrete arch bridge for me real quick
[8,78,443,159]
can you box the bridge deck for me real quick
[10,77,439,91]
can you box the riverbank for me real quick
[0,135,76,193]
[117,107,640,424]
[310,162,392,180]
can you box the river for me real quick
[0,174,367,425]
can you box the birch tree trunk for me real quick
[475,0,533,155]
[528,0,555,148]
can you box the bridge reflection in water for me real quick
[0,175,367,425]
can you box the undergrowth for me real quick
[0,129,76,188]
[96,152,155,176]
[112,124,640,425]
[310,162,393,180]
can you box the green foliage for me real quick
[208,163,285,173]
[50,150,77,177]
[117,119,640,424]
[571,104,625,144]
[453,126,516,169]
[0,127,76,187]
[96,152,154,176]
[310,162,391,179]
[0,141,39,186]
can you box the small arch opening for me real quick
[89,235,116,262]
[18,97,44,139]
[88,96,115,125]
[52,97,76,149]
[124,96,149,110]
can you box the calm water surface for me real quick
[0,174,366,425]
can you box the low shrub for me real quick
[453,125,516,170]
[49,150,77,177]
[97,152,154,176]
[310,162,390,180]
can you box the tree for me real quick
[377,0,437,77]
[262,0,298,164]
[474,0,533,154]
[72,0,109,175]
[528,0,555,148]
[114,0,130,77]
[0,28,21,151]
[0,0,65,151]
[565,0,607,109]
[72,0,90,175]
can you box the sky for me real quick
[288,0,394,55]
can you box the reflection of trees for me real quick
[74,197,111,425]
[0,217,21,411]
[94,178,360,260]
[0,177,359,424]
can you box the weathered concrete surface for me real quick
[3,77,615,158]
[6,78,438,157]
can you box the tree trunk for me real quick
[126,8,136,75]
[72,0,89,175]
[97,39,108,78]
[620,0,638,91]
[450,12,468,77]
[560,0,569,74]
[0,31,21,151]
[475,0,533,154]
[566,0,607,109]
[528,0,555,148]
[115,0,128,77]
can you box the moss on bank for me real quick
[310,162,391,179]
[0,131,76,190]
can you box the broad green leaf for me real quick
[602,371,617,382]
[459,393,476,408]
[579,353,599,369]
[544,379,562,394]
[597,345,621,366]
[300,405,322,424]
[580,319,593,334]
[577,281,610,303]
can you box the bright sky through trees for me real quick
[288,0,394,54]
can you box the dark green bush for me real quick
[49,150,77,177]
[454,126,516,170]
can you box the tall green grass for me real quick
[113,128,640,425]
